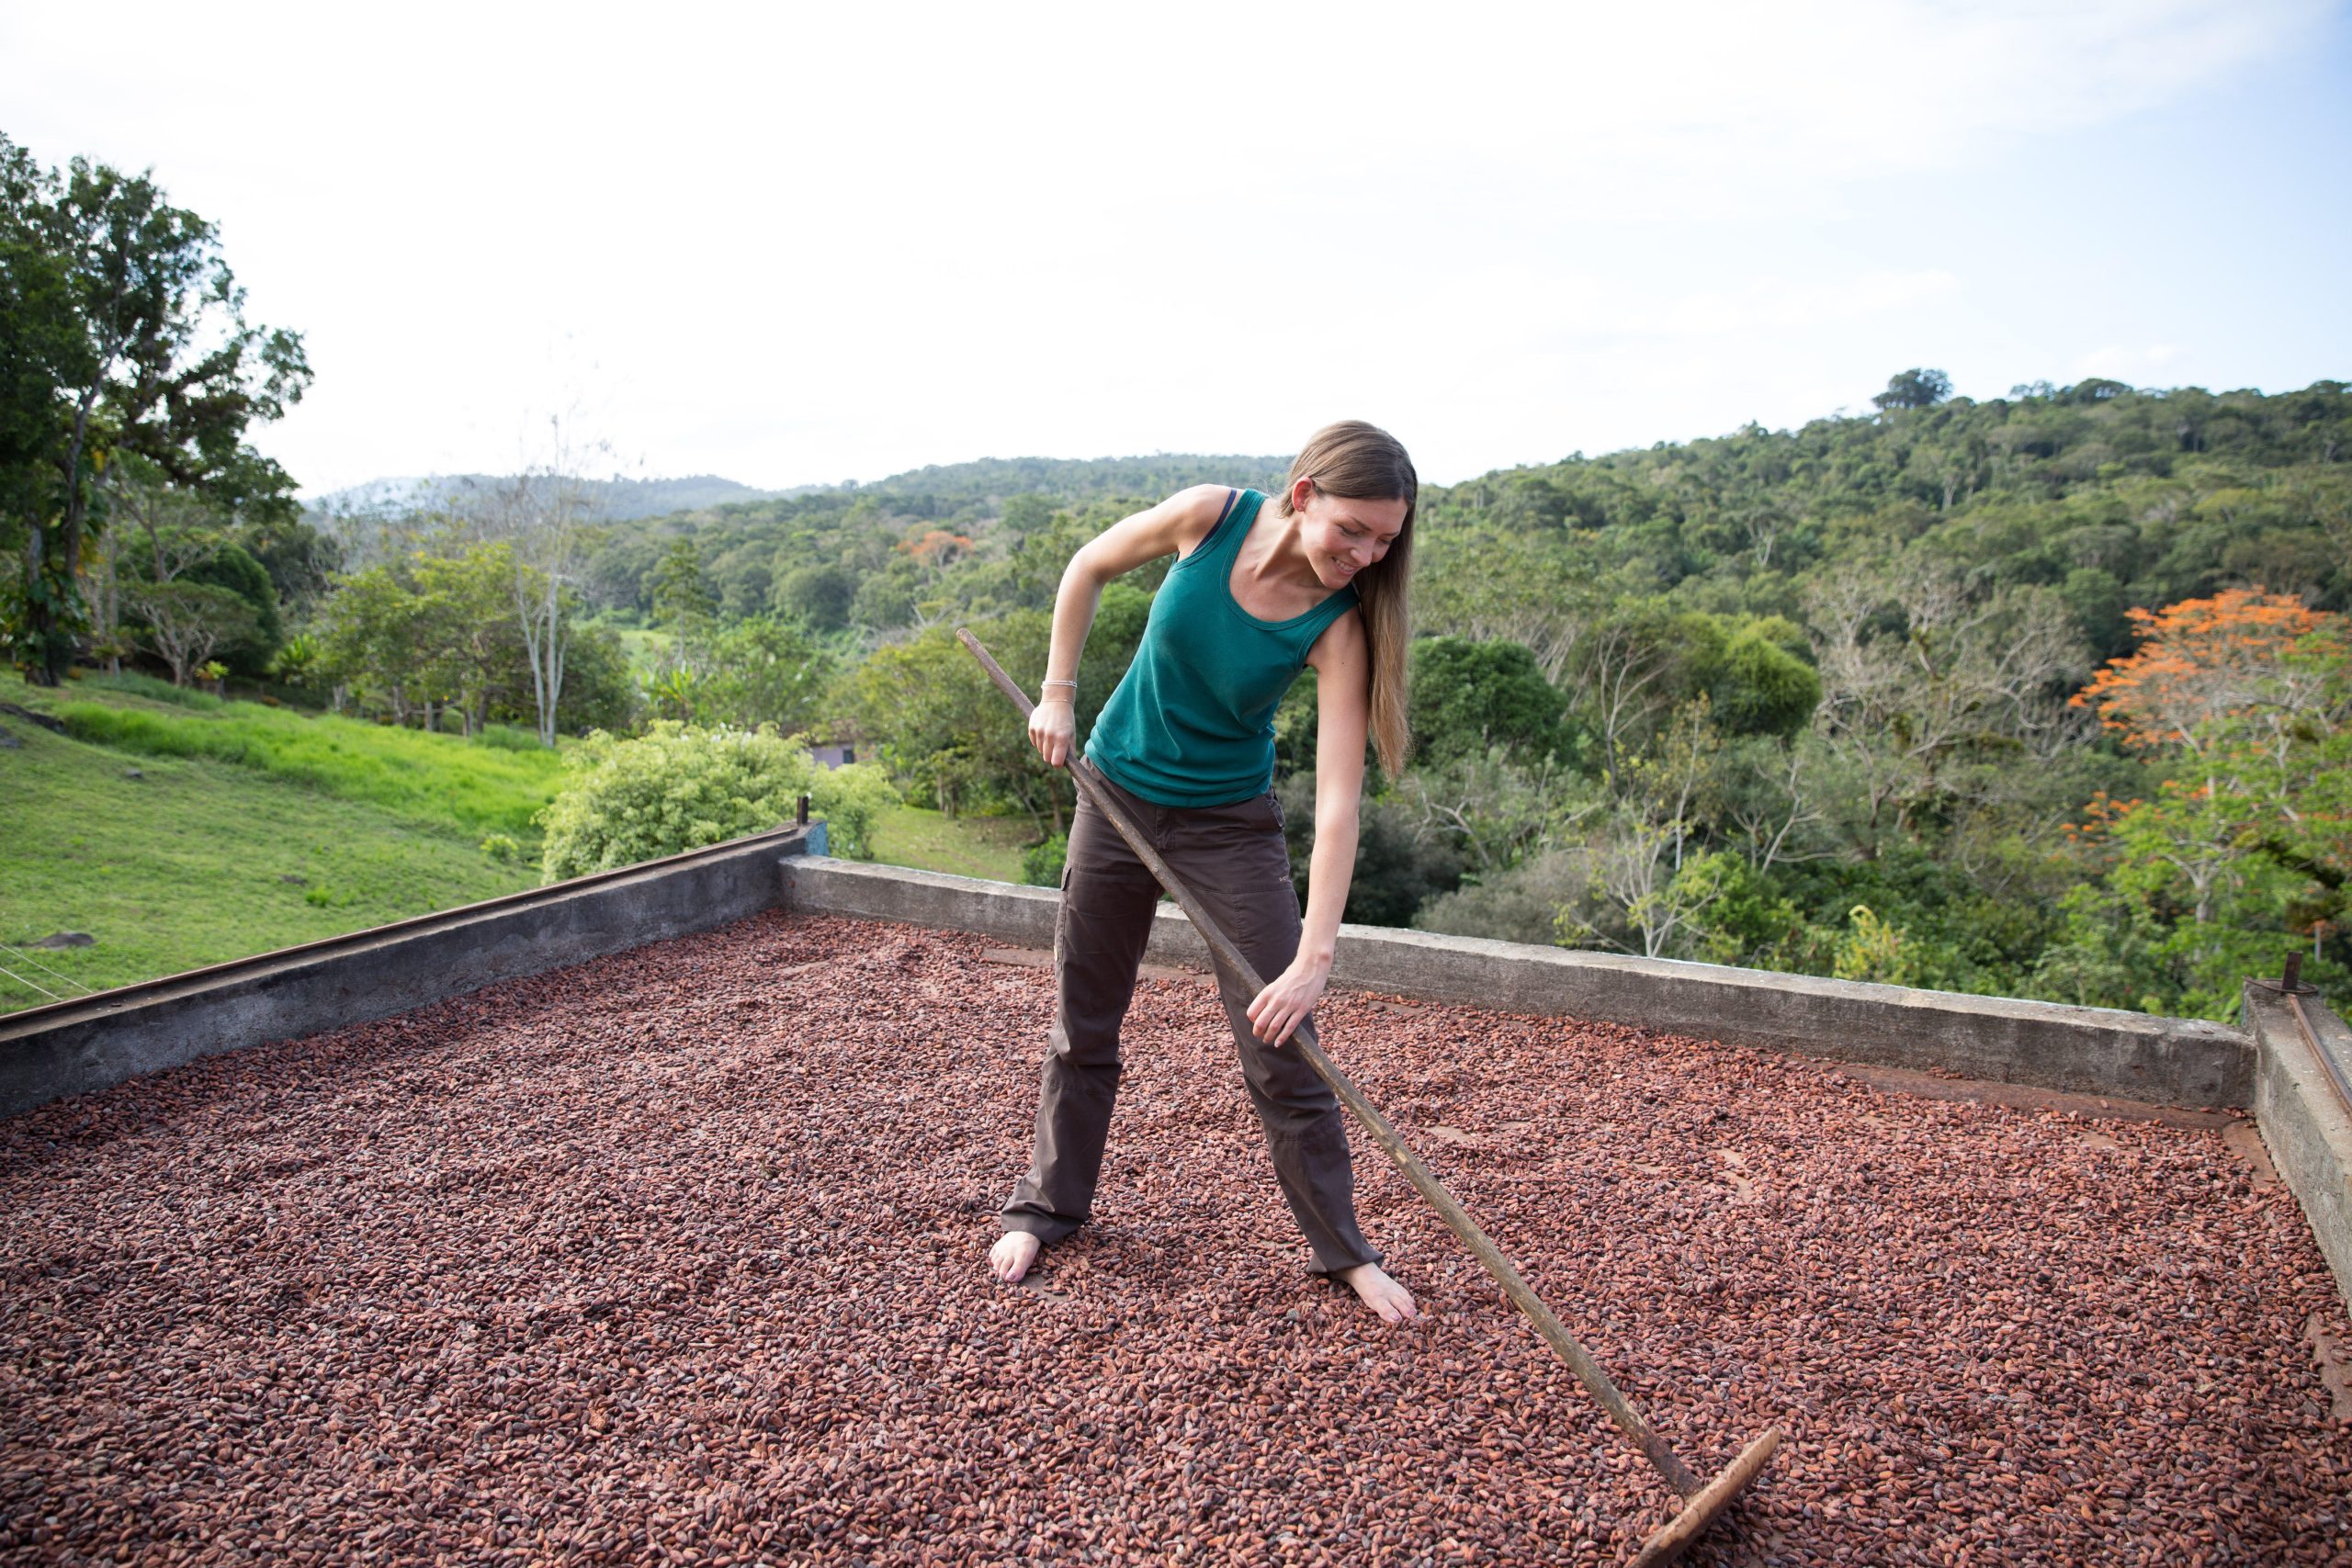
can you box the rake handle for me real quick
[957,627,1702,1498]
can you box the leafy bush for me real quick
[1412,848,1592,945]
[480,833,520,863]
[476,724,546,752]
[1278,773,1464,926]
[1674,614,1822,738]
[268,631,321,684]
[1021,833,1068,887]
[1832,904,1920,986]
[537,721,896,881]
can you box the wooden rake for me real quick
[959,629,1781,1568]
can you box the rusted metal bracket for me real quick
[2251,955,2352,1121]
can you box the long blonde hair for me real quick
[1275,420,1418,775]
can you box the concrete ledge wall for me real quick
[1,825,819,1120]
[2246,987,2352,1315]
[12,840,2256,1124]
[782,858,2254,1108]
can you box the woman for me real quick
[987,420,1420,1324]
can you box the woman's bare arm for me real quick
[1029,484,1229,765]
[1244,607,1370,1044]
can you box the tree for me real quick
[316,536,627,739]
[1394,747,1598,879]
[111,462,283,675]
[111,472,264,687]
[1408,636,1572,764]
[834,613,1072,834]
[1717,733,1829,874]
[314,556,430,723]
[1,141,86,671]
[697,615,836,734]
[1,135,308,683]
[1274,775,1464,926]
[1559,818,1737,961]
[554,620,639,735]
[775,562,854,631]
[1565,601,1683,792]
[472,421,598,747]
[1416,528,1607,682]
[1874,368,1952,412]
[2064,592,2352,1012]
[409,545,524,736]
[1671,613,1822,738]
[651,536,716,667]
[2070,590,2337,761]
[1805,559,2088,855]
[120,534,258,686]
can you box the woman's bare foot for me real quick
[1336,1262,1418,1324]
[989,1230,1042,1283]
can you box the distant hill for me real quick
[307,454,1297,584]
[839,453,1291,506]
[310,473,804,522]
[311,454,1295,525]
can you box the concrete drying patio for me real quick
[4,911,2347,1565]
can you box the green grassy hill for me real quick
[865,805,1033,885]
[0,682,543,1013]
[39,683,568,835]
[1,673,1043,1013]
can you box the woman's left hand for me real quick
[1246,956,1329,1046]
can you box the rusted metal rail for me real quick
[2254,955,2352,1121]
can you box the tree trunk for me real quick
[99,538,120,675]
[40,384,109,687]
[22,525,59,686]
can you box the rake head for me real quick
[1628,1427,1783,1568]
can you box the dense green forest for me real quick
[8,134,2345,1021]
[544,377,2348,1021]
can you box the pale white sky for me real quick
[5,0,2347,494]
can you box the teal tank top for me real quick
[1086,489,1359,807]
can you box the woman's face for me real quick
[1293,479,1408,590]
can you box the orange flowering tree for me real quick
[2071,591,2340,761]
[898,530,977,572]
[2050,592,2350,1016]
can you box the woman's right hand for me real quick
[1029,695,1075,767]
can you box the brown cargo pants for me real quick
[999,769,1380,1275]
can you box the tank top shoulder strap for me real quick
[1182,487,1262,568]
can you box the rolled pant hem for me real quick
[998,1212,1081,1244]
